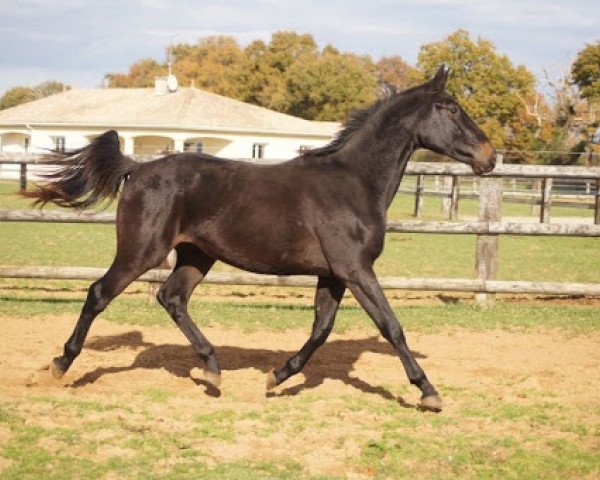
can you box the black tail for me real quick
[21,130,140,209]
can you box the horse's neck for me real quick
[343,127,416,211]
[382,143,414,209]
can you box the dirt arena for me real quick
[1,313,599,477]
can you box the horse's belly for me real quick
[188,226,331,277]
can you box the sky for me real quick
[0,0,597,97]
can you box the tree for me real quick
[538,68,592,164]
[417,29,547,161]
[283,50,377,120]
[34,81,68,98]
[571,41,600,165]
[0,81,70,110]
[103,31,412,121]
[172,36,246,97]
[108,58,164,88]
[0,87,36,110]
[240,32,320,112]
[240,32,385,120]
[375,56,420,91]
[572,41,600,102]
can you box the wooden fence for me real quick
[3,154,600,223]
[2,156,600,301]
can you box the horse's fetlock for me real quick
[64,344,81,360]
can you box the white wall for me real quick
[0,126,333,160]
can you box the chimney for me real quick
[154,77,168,95]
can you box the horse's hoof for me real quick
[419,394,443,412]
[266,370,278,390]
[204,369,221,389]
[50,358,66,380]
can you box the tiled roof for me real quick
[0,87,340,137]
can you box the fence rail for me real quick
[3,155,600,177]
[4,155,600,223]
[3,209,600,237]
[2,156,600,300]
[2,266,599,297]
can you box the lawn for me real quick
[2,179,600,283]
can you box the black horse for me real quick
[24,66,495,412]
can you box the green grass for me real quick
[3,179,599,283]
[0,396,320,479]
[394,176,596,220]
[0,294,598,334]
[2,221,599,282]
[1,381,598,479]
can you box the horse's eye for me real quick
[435,103,458,114]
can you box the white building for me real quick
[0,82,339,161]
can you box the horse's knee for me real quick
[156,287,184,316]
[84,280,111,314]
[156,287,173,311]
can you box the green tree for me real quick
[241,32,320,112]
[241,32,378,120]
[283,50,376,120]
[571,42,600,166]
[417,29,543,160]
[572,41,600,101]
[0,81,70,110]
[0,86,36,110]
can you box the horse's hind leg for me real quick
[267,277,345,389]
[51,247,170,378]
[156,243,220,388]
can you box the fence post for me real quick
[540,178,552,223]
[475,154,503,305]
[450,175,459,220]
[531,179,541,216]
[413,174,424,218]
[595,179,600,225]
[19,163,27,192]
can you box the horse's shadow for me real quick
[69,330,427,407]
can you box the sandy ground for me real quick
[1,315,599,477]
[1,315,598,399]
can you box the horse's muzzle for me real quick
[471,141,496,175]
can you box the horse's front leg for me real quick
[267,276,345,389]
[346,268,443,412]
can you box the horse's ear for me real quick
[378,80,397,98]
[431,64,450,91]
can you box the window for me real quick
[184,142,203,153]
[252,143,266,159]
[52,136,66,153]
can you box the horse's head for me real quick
[415,66,496,175]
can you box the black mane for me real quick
[304,83,399,158]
